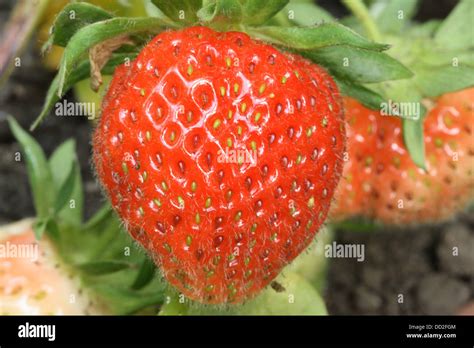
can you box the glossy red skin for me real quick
[331,88,474,224]
[94,26,345,304]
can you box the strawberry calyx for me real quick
[31,0,413,130]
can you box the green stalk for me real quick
[0,0,50,86]
[342,0,382,42]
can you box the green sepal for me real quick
[434,0,474,49]
[31,53,137,130]
[335,78,385,110]
[415,65,474,98]
[197,0,290,26]
[160,272,327,315]
[239,0,290,26]
[369,0,420,34]
[247,23,389,51]
[43,2,113,51]
[151,0,202,24]
[247,24,412,85]
[87,282,166,315]
[76,261,132,275]
[56,16,175,97]
[32,218,48,241]
[131,256,156,290]
[274,0,334,26]
[197,0,244,24]
[304,46,412,84]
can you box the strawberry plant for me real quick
[2,0,471,317]
[9,0,471,314]
[24,0,415,308]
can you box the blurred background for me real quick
[0,0,472,315]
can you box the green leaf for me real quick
[407,19,441,38]
[151,0,202,23]
[281,0,334,26]
[45,218,60,242]
[240,0,289,25]
[44,2,113,50]
[31,53,137,130]
[305,46,412,83]
[77,261,131,275]
[434,0,474,49]
[66,210,122,264]
[32,217,59,241]
[8,117,54,218]
[335,78,385,110]
[32,218,48,240]
[131,256,156,290]
[417,48,474,67]
[89,283,166,315]
[49,140,83,225]
[370,0,419,34]
[83,203,113,230]
[56,17,175,96]
[414,65,474,98]
[247,24,413,85]
[197,0,243,24]
[247,23,389,51]
[403,116,426,170]
[53,161,77,216]
[367,73,429,169]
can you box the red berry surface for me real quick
[331,88,474,224]
[93,26,345,303]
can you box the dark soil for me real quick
[326,215,474,315]
[0,0,471,315]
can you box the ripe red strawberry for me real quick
[331,88,474,224]
[93,26,345,304]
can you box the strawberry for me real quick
[331,88,474,224]
[93,26,345,304]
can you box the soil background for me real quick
[0,0,472,315]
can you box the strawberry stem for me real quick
[342,0,382,42]
[0,0,50,86]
